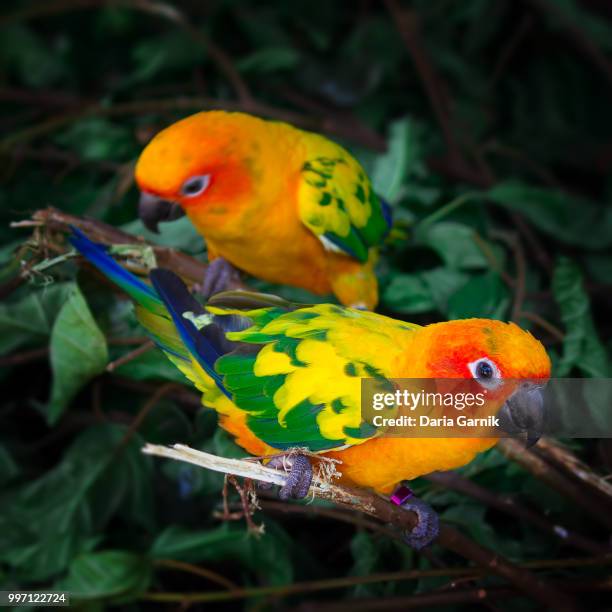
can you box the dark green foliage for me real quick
[1,0,611,609]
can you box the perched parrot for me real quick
[135,111,391,309]
[70,229,550,548]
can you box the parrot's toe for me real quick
[278,454,313,500]
[390,485,439,550]
[200,257,241,299]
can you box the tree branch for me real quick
[535,437,612,503]
[142,443,576,611]
[0,95,385,152]
[296,577,612,612]
[499,438,612,530]
[427,470,607,554]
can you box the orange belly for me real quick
[207,222,334,296]
[218,411,495,494]
[205,219,378,308]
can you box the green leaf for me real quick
[0,25,68,87]
[114,349,188,384]
[372,118,421,203]
[237,46,300,73]
[56,551,151,601]
[0,425,152,582]
[152,523,293,585]
[421,267,471,314]
[0,282,72,355]
[383,275,434,314]
[0,453,107,581]
[488,182,612,250]
[54,118,135,162]
[348,532,388,597]
[552,258,610,377]
[383,267,468,315]
[441,503,521,557]
[151,524,245,561]
[0,445,19,486]
[130,29,205,83]
[88,430,155,532]
[417,222,488,270]
[48,285,109,424]
[584,253,612,284]
[447,272,509,320]
[121,216,205,256]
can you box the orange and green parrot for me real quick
[135,111,391,309]
[70,229,550,548]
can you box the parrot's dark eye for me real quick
[469,357,501,389]
[180,174,211,197]
[477,361,493,379]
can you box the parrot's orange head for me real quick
[418,319,551,445]
[135,111,259,233]
[421,319,551,381]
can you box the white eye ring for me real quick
[180,174,211,198]
[468,357,502,389]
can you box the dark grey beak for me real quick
[498,383,545,448]
[138,192,185,234]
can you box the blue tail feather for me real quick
[149,269,231,396]
[69,227,160,307]
[69,227,231,397]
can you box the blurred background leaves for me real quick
[1,0,612,608]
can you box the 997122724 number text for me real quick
[0,591,70,607]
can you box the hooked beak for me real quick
[138,192,185,234]
[498,383,546,448]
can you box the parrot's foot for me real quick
[390,484,439,550]
[200,257,241,299]
[272,454,313,500]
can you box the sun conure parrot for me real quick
[70,229,550,548]
[135,110,392,310]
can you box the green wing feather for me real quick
[210,296,414,452]
[297,136,390,263]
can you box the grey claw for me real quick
[201,258,240,299]
[278,455,313,500]
[401,497,439,550]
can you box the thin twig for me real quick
[115,383,179,453]
[491,231,527,322]
[140,554,611,604]
[0,338,155,369]
[427,471,607,554]
[126,0,253,105]
[522,0,612,89]
[0,0,252,104]
[518,311,565,343]
[109,376,202,411]
[0,95,385,151]
[296,577,612,612]
[483,141,562,189]
[29,207,210,285]
[488,16,535,88]
[153,558,239,591]
[106,340,155,372]
[384,0,461,167]
[535,438,612,503]
[510,213,553,274]
[0,347,49,367]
